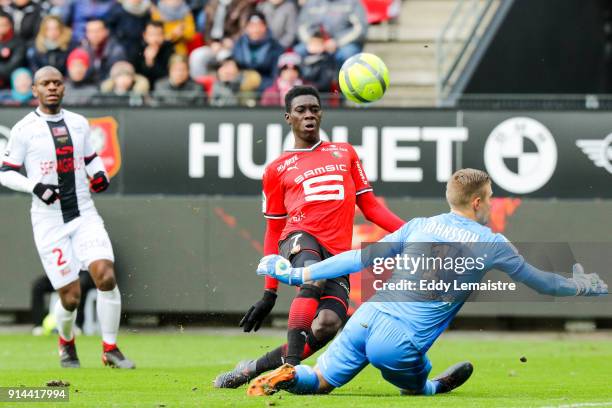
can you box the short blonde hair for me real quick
[446,168,491,208]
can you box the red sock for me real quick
[103,342,117,352]
[286,294,320,366]
[59,336,74,346]
[288,297,319,330]
[301,343,315,360]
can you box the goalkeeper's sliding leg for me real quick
[248,302,474,397]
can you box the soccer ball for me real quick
[338,53,390,104]
[42,313,57,335]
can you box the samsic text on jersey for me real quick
[262,141,373,254]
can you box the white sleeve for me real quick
[0,170,36,193]
[0,126,36,193]
[82,121,106,177]
[85,155,106,177]
[3,125,27,168]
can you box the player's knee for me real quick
[97,272,116,291]
[311,310,342,342]
[60,291,80,310]
[58,280,81,310]
[90,261,116,291]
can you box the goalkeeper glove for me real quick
[33,183,59,205]
[256,255,304,286]
[90,171,109,193]
[571,263,608,296]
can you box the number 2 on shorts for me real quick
[52,248,67,266]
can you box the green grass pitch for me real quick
[0,332,611,407]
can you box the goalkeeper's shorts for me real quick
[316,302,431,391]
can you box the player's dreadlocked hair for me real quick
[446,168,491,208]
[285,85,321,112]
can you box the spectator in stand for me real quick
[135,20,173,90]
[81,18,126,83]
[153,53,206,106]
[260,51,304,106]
[187,0,206,31]
[60,0,116,43]
[62,47,99,105]
[0,66,34,105]
[151,0,195,56]
[295,0,368,66]
[202,0,255,43]
[42,0,67,16]
[188,35,233,78]
[27,15,74,75]
[300,29,336,92]
[189,0,256,78]
[256,0,297,49]
[232,11,283,91]
[2,0,43,44]
[210,50,260,107]
[0,11,25,89]
[100,60,149,104]
[106,0,152,64]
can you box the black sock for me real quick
[255,344,286,374]
[285,330,307,366]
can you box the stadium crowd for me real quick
[0,0,370,107]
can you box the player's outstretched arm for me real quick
[511,262,608,297]
[256,220,413,285]
[356,191,405,232]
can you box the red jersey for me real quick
[262,140,373,254]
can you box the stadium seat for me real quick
[361,0,395,24]
[195,75,216,97]
[187,32,205,55]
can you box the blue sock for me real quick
[287,365,320,394]
[422,380,439,396]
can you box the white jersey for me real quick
[3,108,101,222]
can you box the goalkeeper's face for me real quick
[474,183,493,225]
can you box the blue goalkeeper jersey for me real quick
[305,211,578,353]
[351,212,577,353]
